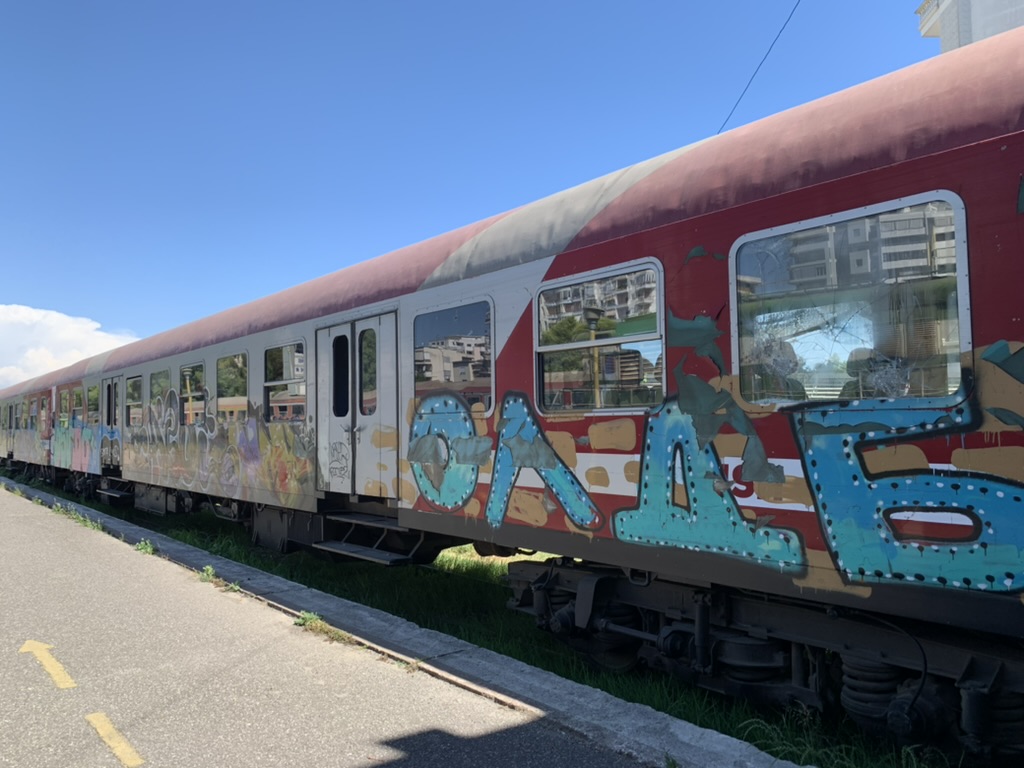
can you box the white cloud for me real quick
[0,305,138,389]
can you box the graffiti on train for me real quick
[51,424,101,474]
[121,387,315,508]
[794,361,1024,594]
[409,380,1024,591]
[408,390,805,572]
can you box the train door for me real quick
[100,375,122,467]
[316,313,398,498]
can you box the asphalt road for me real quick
[0,482,805,768]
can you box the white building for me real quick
[917,0,1024,51]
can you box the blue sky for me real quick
[0,2,939,386]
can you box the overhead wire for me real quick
[717,0,802,134]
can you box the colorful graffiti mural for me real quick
[51,424,101,475]
[794,383,1024,592]
[613,395,805,571]
[409,389,803,571]
[409,354,1024,592]
[121,388,316,511]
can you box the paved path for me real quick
[0,482,806,768]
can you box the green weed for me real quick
[294,611,321,627]
[51,501,104,531]
[134,539,156,555]
[294,611,356,645]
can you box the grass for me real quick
[0,466,967,768]
[51,501,105,531]
[134,538,156,555]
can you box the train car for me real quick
[3,26,1024,757]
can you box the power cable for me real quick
[717,0,802,134]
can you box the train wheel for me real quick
[584,602,643,673]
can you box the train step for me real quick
[311,539,412,565]
[96,488,133,503]
[324,511,408,532]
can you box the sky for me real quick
[0,1,941,388]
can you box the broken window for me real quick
[734,194,966,403]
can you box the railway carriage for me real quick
[4,26,1024,756]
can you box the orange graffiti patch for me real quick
[396,477,418,504]
[372,427,398,449]
[951,446,1024,483]
[585,466,610,488]
[793,550,872,598]
[507,489,548,526]
[471,402,488,436]
[861,444,930,475]
[588,418,637,451]
[547,431,578,468]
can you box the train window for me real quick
[537,268,662,410]
[126,377,143,427]
[105,383,117,429]
[734,195,965,403]
[216,353,248,423]
[112,383,120,428]
[359,330,377,416]
[150,370,171,403]
[179,364,206,426]
[59,390,70,429]
[87,385,100,426]
[72,388,84,428]
[264,343,305,422]
[28,397,37,431]
[413,301,492,410]
[332,336,349,418]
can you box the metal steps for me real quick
[96,488,133,504]
[311,539,412,565]
[324,511,408,531]
[313,511,423,566]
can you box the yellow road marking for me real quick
[86,712,145,767]
[18,640,77,689]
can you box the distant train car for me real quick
[3,27,1024,757]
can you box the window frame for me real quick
[215,352,249,423]
[150,369,171,404]
[412,298,495,414]
[87,385,101,426]
[59,389,70,429]
[535,258,664,413]
[263,340,306,423]
[358,329,376,417]
[71,387,84,428]
[125,376,143,427]
[332,335,350,418]
[179,362,207,426]
[728,190,971,405]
